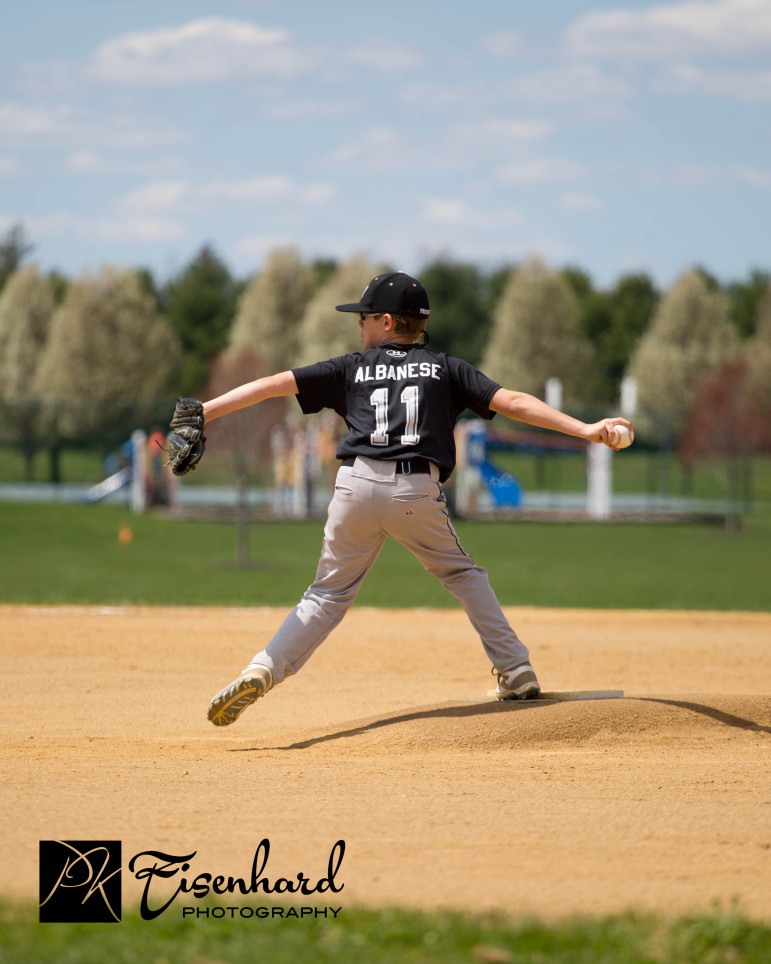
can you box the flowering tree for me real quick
[679,360,768,531]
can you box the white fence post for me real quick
[130,429,147,514]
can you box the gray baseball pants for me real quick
[248,456,531,682]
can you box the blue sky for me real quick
[1,0,769,288]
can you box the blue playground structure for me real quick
[464,423,586,509]
[85,439,134,504]
[464,425,522,508]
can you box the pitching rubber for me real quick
[472,689,625,703]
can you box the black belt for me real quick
[341,457,432,475]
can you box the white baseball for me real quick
[611,425,633,449]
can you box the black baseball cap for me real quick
[336,271,430,318]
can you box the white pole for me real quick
[620,376,638,417]
[587,442,612,520]
[130,429,147,514]
[545,377,563,410]
[292,426,306,519]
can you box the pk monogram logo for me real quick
[39,840,122,922]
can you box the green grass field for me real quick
[2,901,770,964]
[0,504,771,610]
[1,502,769,610]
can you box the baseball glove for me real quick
[167,397,206,476]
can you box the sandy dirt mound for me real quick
[276,695,771,753]
[2,605,770,919]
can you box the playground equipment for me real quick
[456,420,610,518]
[85,430,175,512]
[462,423,523,509]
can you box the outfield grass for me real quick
[1,502,768,610]
[2,901,769,964]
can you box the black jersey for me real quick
[292,342,500,481]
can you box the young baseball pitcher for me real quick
[167,272,633,726]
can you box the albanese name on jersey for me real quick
[293,342,500,482]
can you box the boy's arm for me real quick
[203,371,298,423]
[489,388,633,450]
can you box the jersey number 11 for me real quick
[370,386,420,446]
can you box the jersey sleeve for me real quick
[447,357,501,420]
[292,357,348,415]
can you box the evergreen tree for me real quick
[481,257,595,406]
[0,223,34,293]
[561,266,613,400]
[626,268,737,440]
[296,255,382,366]
[418,258,490,364]
[726,269,771,339]
[561,268,658,404]
[164,245,238,394]
[309,258,338,293]
[604,273,658,379]
[227,246,312,372]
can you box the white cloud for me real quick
[636,164,725,186]
[327,119,552,175]
[23,211,187,243]
[117,176,336,215]
[264,97,359,119]
[481,33,522,58]
[0,102,186,148]
[625,163,771,188]
[0,156,21,176]
[230,233,299,265]
[501,63,631,105]
[64,152,184,176]
[12,60,78,95]
[495,157,584,184]
[419,196,524,230]
[566,0,771,59]
[669,165,715,185]
[0,103,58,136]
[662,63,771,99]
[325,128,410,171]
[560,191,604,211]
[438,119,554,171]
[471,119,553,142]
[349,42,423,73]
[66,151,103,173]
[733,165,771,186]
[87,17,304,85]
[119,181,190,212]
[400,81,481,110]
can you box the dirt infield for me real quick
[2,605,770,920]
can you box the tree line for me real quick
[1,222,770,482]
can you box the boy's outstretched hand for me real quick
[584,417,634,451]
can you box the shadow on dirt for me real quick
[238,699,547,750]
[232,694,771,752]
[636,698,771,735]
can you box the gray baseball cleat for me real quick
[207,665,273,726]
[494,663,541,700]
